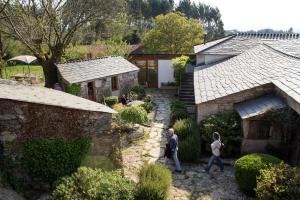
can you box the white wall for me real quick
[158,60,175,88]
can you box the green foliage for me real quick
[65,83,81,95]
[172,56,190,85]
[139,102,154,113]
[173,119,201,162]
[135,163,172,200]
[234,153,281,194]
[95,39,131,57]
[104,96,119,107]
[128,91,139,101]
[144,94,153,103]
[62,45,88,62]
[143,12,204,54]
[170,100,189,121]
[0,155,26,192]
[1,65,44,80]
[23,137,91,184]
[118,106,148,126]
[256,162,300,200]
[130,86,146,99]
[52,167,135,200]
[200,111,242,157]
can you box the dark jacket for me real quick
[169,134,178,152]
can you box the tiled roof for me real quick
[194,44,300,104]
[194,33,300,56]
[194,35,235,54]
[0,79,116,114]
[235,95,286,119]
[57,56,139,84]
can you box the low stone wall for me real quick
[0,99,114,156]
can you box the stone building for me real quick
[193,34,300,165]
[57,56,139,102]
[0,79,117,157]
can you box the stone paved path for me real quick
[121,89,247,200]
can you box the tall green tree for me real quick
[142,12,204,54]
[176,0,225,41]
[0,0,126,88]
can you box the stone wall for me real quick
[196,84,274,123]
[0,99,114,156]
[79,71,138,102]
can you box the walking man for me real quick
[203,132,224,173]
[168,128,182,173]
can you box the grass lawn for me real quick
[1,65,44,81]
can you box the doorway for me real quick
[87,81,96,101]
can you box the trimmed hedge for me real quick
[52,167,135,200]
[235,153,281,194]
[200,111,242,157]
[135,164,172,200]
[23,137,91,184]
[173,119,201,162]
[104,96,119,107]
[118,106,148,126]
[256,162,300,200]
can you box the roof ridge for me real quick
[57,55,121,65]
[194,35,236,54]
[236,32,300,40]
[262,43,300,60]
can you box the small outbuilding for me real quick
[57,56,139,102]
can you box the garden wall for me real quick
[0,99,116,157]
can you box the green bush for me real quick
[52,167,135,200]
[129,91,138,101]
[256,162,300,200]
[118,106,148,126]
[170,100,189,121]
[62,45,88,62]
[200,111,242,157]
[140,102,154,113]
[104,96,119,107]
[172,56,190,85]
[173,119,201,162]
[23,137,91,184]
[65,83,81,95]
[130,86,145,99]
[234,153,281,194]
[144,94,153,103]
[135,164,172,200]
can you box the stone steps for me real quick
[179,72,196,119]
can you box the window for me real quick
[111,76,118,91]
[248,120,271,139]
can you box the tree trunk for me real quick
[40,60,58,88]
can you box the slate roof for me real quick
[0,79,116,114]
[235,95,286,119]
[194,33,300,56]
[57,56,139,84]
[194,44,300,104]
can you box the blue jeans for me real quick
[205,155,224,172]
[172,150,182,171]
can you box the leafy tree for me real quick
[0,0,126,88]
[172,56,189,85]
[176,0,225,41]
[143,12,204,54]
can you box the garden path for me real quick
[121,89,247,200]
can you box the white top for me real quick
[211,140,222,157]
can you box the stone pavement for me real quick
[121,89,247,200]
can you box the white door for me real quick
[158,60,175,88]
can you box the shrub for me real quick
[144,94,153,103]
[170,100,189,121]
[172,56,190,85]
[135,164,172,200]
[200,111,242,157]
[173,119,201,162]
[130,86,145,99]
[140,102,154,113]
[65,83,81,95]
[234,153,281,194]
[62,45,88,61]
[112,103,125,112]
[118,106,148,126]
[23,137,91,184]
[104,96,119,107]
[129,91,138,101]
[256,162,300,200]
[52,167,135,200]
